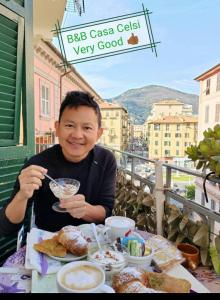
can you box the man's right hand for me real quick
[18,165,47,200]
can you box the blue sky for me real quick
[53,0,220,99]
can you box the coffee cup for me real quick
[105,216,135,241]
[56,261,114,293]
[177,243,200,270]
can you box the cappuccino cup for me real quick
[56,261,114,293]
[105,216,135,241]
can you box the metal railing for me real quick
[35,142,220,238]
[104,145,220,239]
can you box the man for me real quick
[0,91,117,233]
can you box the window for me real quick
[116,111,119,117]
[205,105,209,123]
[176,141,179,146]
[217,73,220,91]
[185,133,190,138]
[215,103,220,122]
[155,133,159,137]
[175,133,181,138]
[165,133,171,138]
[185,142,188,147]
[155,141,158,146]
[176,150,179,155]
[164,141,171,146]
[40,83,50,117]
[164,150,170,156]
[206,79,210,95]
[176,124,180,131]
[106,112,109,117]
[166,124,169,131]
[155,150,158,155]
[154,124,160,131]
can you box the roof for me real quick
[147,115,198,124]
[194,63,220,81]
[154,99,184,105]
[99,102,127,112]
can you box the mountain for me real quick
[106,85,199,124]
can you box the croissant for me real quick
[112,267,148,292]
[57,225,88,256]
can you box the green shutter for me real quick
[0,12,24,146]
[0,1,34,266]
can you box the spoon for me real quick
[91,223,104,256]
[44,173,64,190]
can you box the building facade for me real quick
[147,99,193,121]
[195,63,220,142]
[34,39,104,148]
[99,102,130,151]
[147,115,198,161]
[194,64,220,213]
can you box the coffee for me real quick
[61,265,103,291]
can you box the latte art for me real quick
[61,265,103,290]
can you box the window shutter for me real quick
[0,12,24,146]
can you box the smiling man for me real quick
[0,91,117,234]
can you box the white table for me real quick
[167,264,210,293]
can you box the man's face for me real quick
[55,106,103,162]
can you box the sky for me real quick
[53,0,220,99]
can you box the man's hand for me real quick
[59,194,88,219]
[18,165,47,201]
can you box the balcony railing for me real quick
[35,142,220,267]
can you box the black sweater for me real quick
[0,144,117,234]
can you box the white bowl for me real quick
[125,250,155,267]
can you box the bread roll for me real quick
[57,225,88,256]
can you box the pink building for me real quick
[34,40,103,149]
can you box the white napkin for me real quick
[25,228,62,274]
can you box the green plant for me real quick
[185,184,195,200]
[186,124,220,176]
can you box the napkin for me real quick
[25,228,62,275]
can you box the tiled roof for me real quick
[148,115,198,124]
[99,102,126,111]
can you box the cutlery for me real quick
[44,173,64,190]
[90,223,104,257]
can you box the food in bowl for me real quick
[88,243,126,275]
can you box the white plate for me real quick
[49,252,87,262]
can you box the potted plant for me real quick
[186,124,220,203]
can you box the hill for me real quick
[106,85,199,124]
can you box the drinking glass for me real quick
[49,178,80,213]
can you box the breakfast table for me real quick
[0,227,211,293]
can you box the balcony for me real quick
[35,143,220,272]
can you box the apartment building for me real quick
[147,115,198,161]
[147,99,193,121]
[194,63,220,142]
[99,102,130,151]
[133,124,147,139]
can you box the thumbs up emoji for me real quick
[127,33,139,45]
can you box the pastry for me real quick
[112,267,148,292]
[116,279,164,293]
[33,236,67,257]
[146,271,191,293]
[57,225,88,256]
